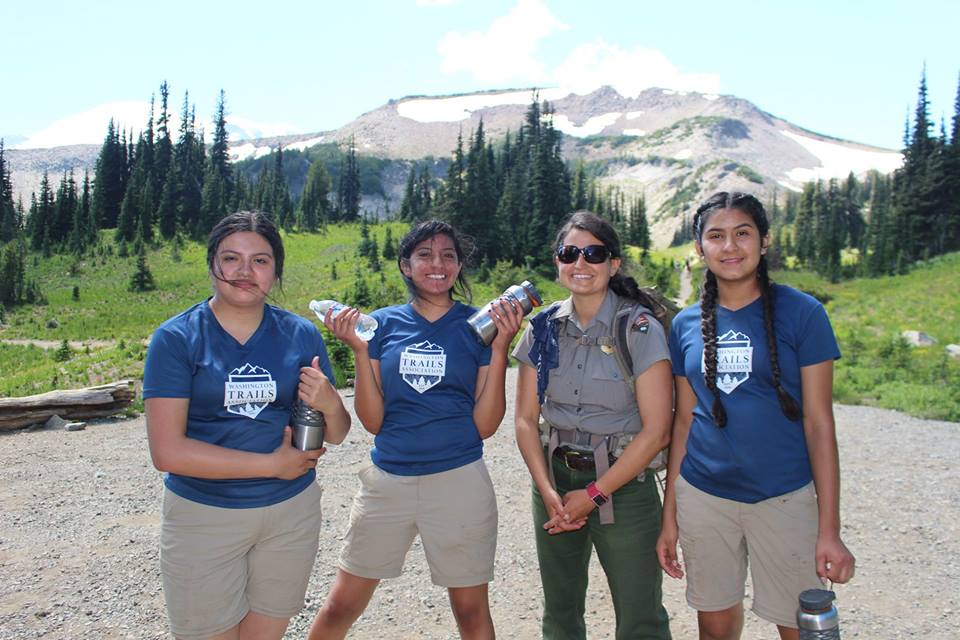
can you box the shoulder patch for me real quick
[631,314,650,334]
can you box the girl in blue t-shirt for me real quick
[308,220,523,640]
[144,211,351,640]
[656,192,855,639]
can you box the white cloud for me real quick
[416,0,458,5]
[14,101,300,150]
[14,101,152,149]
[437,0,568,84]
[553,41,721,98]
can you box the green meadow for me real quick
[2,227,958,421]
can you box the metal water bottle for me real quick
[290,400,325,451]
[467,280,543,345]
[797,589,841,640]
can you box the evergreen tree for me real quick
[794,182,816,267]
[30,173,54,251]
[0,140,17,242]
[336,137,361,222]
[91,119,126,229]
[299,158,331,231]
[129,248,157,292]
[382,226,396,260]
[198,90,233,235]
[571,161,588,211]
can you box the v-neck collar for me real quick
[204,299,270,349]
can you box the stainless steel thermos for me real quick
[467,280,543,345]
[290,400,325,451]
[797,589,841,639]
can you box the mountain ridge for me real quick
[4,86,902,246]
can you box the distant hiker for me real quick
[143,210,351,640]
[513,211,673,639]
[308,220,523,640]
[656,192,855,640]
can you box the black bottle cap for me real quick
[799,589,836,612]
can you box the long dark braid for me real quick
[758,256,802,420]
[694,191,801,427]
[699,269,727,426]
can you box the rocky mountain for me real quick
[5,86,902,246]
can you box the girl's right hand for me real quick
[323,306,368,352]
[656,519,684,579]
[271,426,326,479]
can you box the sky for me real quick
[2,0,958,151]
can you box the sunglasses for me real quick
[556,244,611,264]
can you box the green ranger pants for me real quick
[532,456,672,640]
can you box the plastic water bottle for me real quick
[797,589,841,639]
[309,299,378,341]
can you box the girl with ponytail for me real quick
[656,192,855,639]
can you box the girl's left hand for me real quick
[488,296,524,351]
[816,534,856,584]
[560,488,597,524]
[299,356,341,414]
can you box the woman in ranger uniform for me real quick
[513,211,673,640]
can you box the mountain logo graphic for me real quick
[399,341,446,394]
[224,363,277,419]
[701,330,753,394]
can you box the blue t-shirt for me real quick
[143,300,335,508]
[669,284,840,503]
[367,302,492,476]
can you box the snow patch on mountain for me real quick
[550,112,622,137]
[625,111,644,120]
[396,88,567,123]
[623,129,646,136]
[780,130,903,183]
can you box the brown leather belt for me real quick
[553,446,617,471]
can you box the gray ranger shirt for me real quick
[512,289,670,436]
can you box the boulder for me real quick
[946,344,960,359]
[901,330,937,347]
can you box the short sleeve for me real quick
[797,303,841,366]
[669,319,686,377]
[367,309,385,360]
[142,325,193,399]
[628,312,670,377]
[511,322,536,367]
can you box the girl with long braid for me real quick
[656,192,855,640]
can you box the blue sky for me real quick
[2,0,957,150]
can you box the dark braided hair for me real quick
[693,192,802,427]
[554,211,662,312]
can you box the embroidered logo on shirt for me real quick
[632,315,650,334]
[399,340,446,394]
[224,363,277,419]
[701,330,753,394]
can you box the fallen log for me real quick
[0,380,136,431]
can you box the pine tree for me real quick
[0,140,17,242]
[299,158,331,231]
[382,226,396,260]
[336,137,361,222]
[129,248,156,292]
[30,173,54,252]
[91,119,126,229]
[198,90,233,235]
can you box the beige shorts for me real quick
[340,459,498,588]
[675,475,822,628]
[160,482,323,639]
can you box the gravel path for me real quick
[1,368,958,639]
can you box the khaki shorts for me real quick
[340,459,498,588]
[675,475,822,628]
[160,482,323,639]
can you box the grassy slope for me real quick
[0,224,569,398]
[2,230,958,421]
